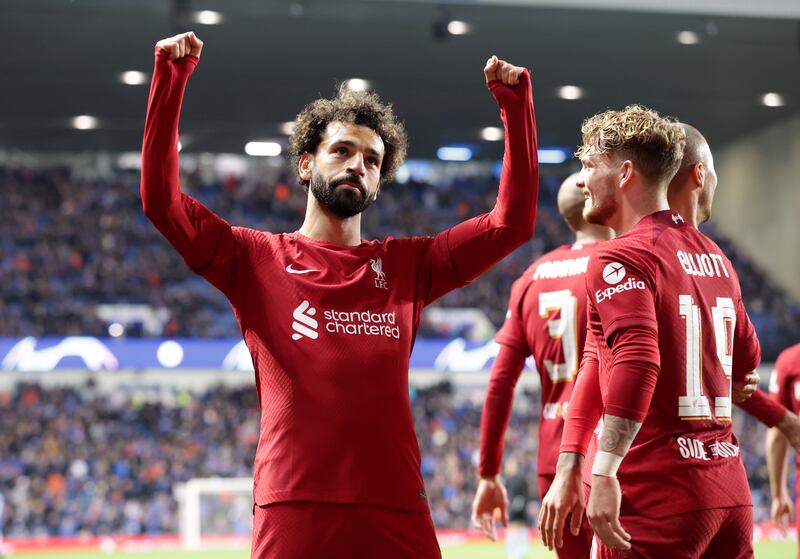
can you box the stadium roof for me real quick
[1,0,799,159]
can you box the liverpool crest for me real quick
[370,258,388,290]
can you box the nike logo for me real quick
[286,264,321,275]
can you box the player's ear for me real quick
[619,160,634,189]
[298,152,314,182]
[692,162,706,190]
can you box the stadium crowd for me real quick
[1,162,798,359]
[1,161,797,539]
[0,381,783,537]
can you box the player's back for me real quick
[587,210,759,517]
[499,242,597,474]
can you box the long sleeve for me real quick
[422,70,538,305]
[739,389,786,428]
[584,246,660,423]
[141,49,237,295]
[560,331,604,455]
[478,343,528,477]
[603,325,661,422]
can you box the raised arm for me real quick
[141,32,237,294]
[422,57,538,304]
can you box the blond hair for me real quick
[576,105,686,182]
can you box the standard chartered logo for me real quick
[291,300,319,341]
[324,309,400,338]
[290,300,400,341]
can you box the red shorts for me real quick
[251,501,441,558]
[538,474,593,559]
[591,505,754,559]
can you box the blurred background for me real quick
[0,0,799,557]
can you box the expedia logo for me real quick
[292,300,319,341]
[602,262,626,285]
[595,276,646,303]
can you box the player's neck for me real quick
[612,187,670,235]
[667,195,700,228]
[574,224,613,244]
[298,197,362,246]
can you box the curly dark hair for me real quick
[289,84,408,188]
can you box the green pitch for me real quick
[10,541,794,558]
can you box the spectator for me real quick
[0,381,781,536]
[1,163,795,358]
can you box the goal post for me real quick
[176,477,254,550]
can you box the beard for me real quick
[582,189,617,226]
[309,172,376,219]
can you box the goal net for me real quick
[175,477,254,550]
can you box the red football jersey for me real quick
[769,343,800,468]
[205,230,493,510]
[494,242,597,475]
[583,210,760,517]
[141,49,539,512]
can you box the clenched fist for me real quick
[156,31,203,60]
[484,55,525,86]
